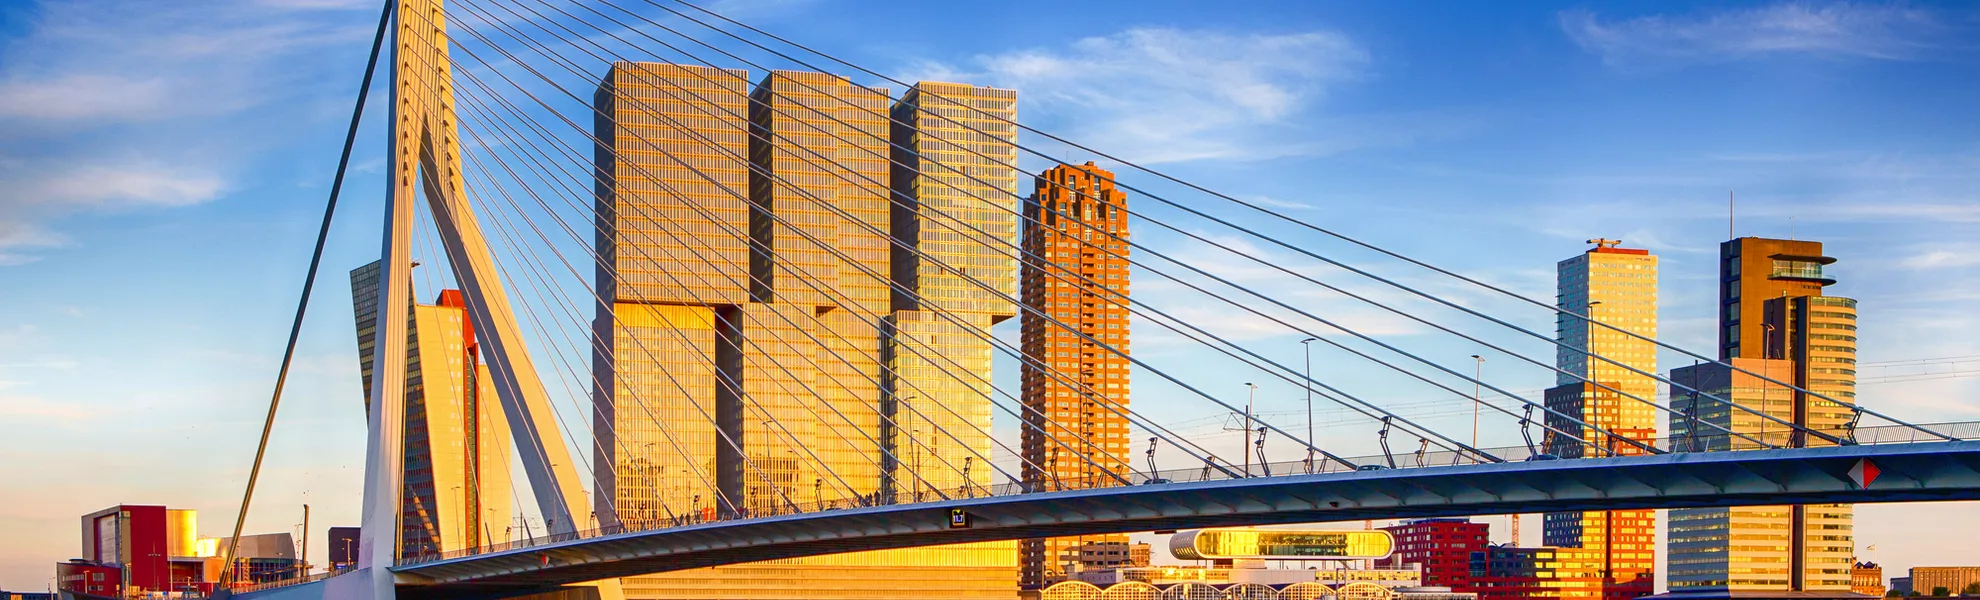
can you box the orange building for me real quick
[1018,162,1134,588]
[1541,240,1658,600]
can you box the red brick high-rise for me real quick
[1018,162,1133,588]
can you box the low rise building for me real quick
[1385,518,1490,593]
[1853,563,1886,598]
[1910,567,1980,597]
[1469,545,1608,600]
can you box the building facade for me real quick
[1469,546,1612,600]
[1018,162,1134,588]
[1540,240,1657,600]
[590,63,1019,599]
[1666,237,1857,594]
[1908,567,1980,597]
[349,263,513,558]
[1852,563,1886,597]
[1383,519,1490,593]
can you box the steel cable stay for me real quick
[465,171,656,527]
[494,0,1396,470]
[593,0,1772,455]
[384,27,658,531]
[645,0,1904,444]
[460,143,710,527]
[401,116,643,536]
[436,39,1073,505]
[432,5,1235,483]
[390,26,741,528]
[449,0,1441,471]
[486,0,1683,460]
[646,0,1798,453]
[444,48,1113,497]
[219,0,396,584]
[434,30,1076,498]
[403,26,882,520]
[449,0,1202,486]
[455,86,994,510]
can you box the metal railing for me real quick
[391,421,1974,567]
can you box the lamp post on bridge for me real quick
[1302,337,1317,475]
[1244,382,1258,477]
[1470,355,1484,450]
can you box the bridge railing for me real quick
[393,421,1971,567]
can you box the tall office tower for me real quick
[1539,239,1657,600]
[744,70,892,510]
[593,66,1018,599]
[1017,162,1134,589]
[1666,237,1857,596]
[882,78,1018,498]
[878,79,1023,596]
[350,262,514,558]
[591,61,751,530]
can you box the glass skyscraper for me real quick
[1540,240,1657,600]
[592,63,1018,599]
[1667,237,1857,594]
[349,262,514,559]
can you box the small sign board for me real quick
[1849,459,1880,488]
[949,508,972,529]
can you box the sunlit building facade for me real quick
[1665,237,1857,595]
[1019,162,1135,588]
[1383,519,1489,592]
[1540,240,1657,600]
[349,262,514,558]
[592,61,752,530]
[592,64,1018,598]
[1470,546,1609,600]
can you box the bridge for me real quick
[192,0,1975,599]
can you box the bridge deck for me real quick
[387,441,1980,595]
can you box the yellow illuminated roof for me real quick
[1170,528,1394,560]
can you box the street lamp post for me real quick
[1243,382,1258,477]
[1301,337,1317,474]
[1470,355,1485,449]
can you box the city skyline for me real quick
[4,0,1980,594]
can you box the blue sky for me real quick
[4,0,1980,591]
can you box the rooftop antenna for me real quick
[1588,238,1622,250]
[1729,189,1735,239]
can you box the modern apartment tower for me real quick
[1539,239,1657,600]
[590,62,1019,599]
[1666,237,1858,595]
[349,261,514,559]
[1017,162,1134,588]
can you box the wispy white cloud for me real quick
[1901,244,1980,270]
[0,394,93,422]
[26,164,228,208]
[251,0,373,9]
[1246,195,1315,211]
[906,27,1375,164]
[1562,2,1946,66]
[0,74,172,121]
[0,0,367,265]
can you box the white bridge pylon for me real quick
[357,0,591,596]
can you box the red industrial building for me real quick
[57,504,302,598]
[69,505,177,597]
[1383,518,1490,593]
